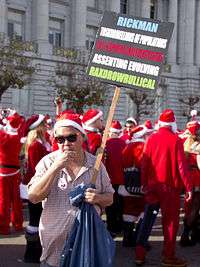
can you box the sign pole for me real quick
[91,86,120,184]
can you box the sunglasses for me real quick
[55,134,78,144]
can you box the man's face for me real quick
[125,122,135,134]
[55,126,84,153]
[94,117,104,131]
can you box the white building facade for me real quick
[0,0,200,126]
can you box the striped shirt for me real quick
[28,151,114,267]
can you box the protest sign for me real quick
[87,11,174,90]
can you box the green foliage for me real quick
[0,34,35,101]
[55,62,107,114]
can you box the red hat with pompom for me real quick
[82,109,103,126]
[110,120,122,133]
[4,112,23,133]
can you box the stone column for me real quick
[196,0,200,65]
[32,0,51,54]
[110,0,120,13]
[72,0,87,48]
[0,0,6,33]
[167,0,178,64]
[141,0,151,18]
[184,0,195,64]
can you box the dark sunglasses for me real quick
[55,134,78,144]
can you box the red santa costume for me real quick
[104,120,126,235]
[120,117,137,143]
[119,125,153,246]
[23,114,51,263]
[0,112,23,235]
[82,109,103,155]
[135,109,192,266]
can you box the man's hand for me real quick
[54,150,76,170]
[84,188,99,205]
[185,191,192,202]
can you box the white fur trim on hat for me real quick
[4,124,18,134]
[133,127,153,139]
[54,119,85,135]
[83,110,103,126]
[29,114,45,130]
[126,117,137,125]
[109,127,122,133]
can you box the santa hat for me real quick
[131,124,154,139]
[109,120,122,133]
[56,109,75,120]
[126,117,137,126]
[186,121,200,136]
[82,109,103,126]
[144,120,153,129]
[4,112,23,133]
[158,109,176,126]
[28,114,45,130]
[54,113,85,135]
[20,114,45,142]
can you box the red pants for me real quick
[0,173,23,233]
[145,184,180,258]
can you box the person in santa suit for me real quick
[135,109,192,267]
[180,120,200,246]
[103,120,126,236]
[119,123,154,247]
[82,108,104,155]
[22,114,51,263]
[120,117,137,143]
[0,112,23,235]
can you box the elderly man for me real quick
[28,113,114,267]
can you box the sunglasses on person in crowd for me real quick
[55,134,78,144]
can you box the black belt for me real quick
[0,164,20,169]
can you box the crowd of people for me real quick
[0,101,200,267]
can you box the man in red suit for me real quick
[0,112,23,234]
[120,117,137,143]
[135,109,192,267]
[82,109,104,155]
[104,120,126,236]
[120,124,154,247]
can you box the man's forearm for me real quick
[96,192,113,208]
[28,163,60,204]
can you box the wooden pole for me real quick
[91,86,121,184]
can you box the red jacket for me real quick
[0,130,22,175]
[141,127,192,192]
[122,141,145,169]
[85,131,102,155]
[104,137,126,185]
[24,140,50,184]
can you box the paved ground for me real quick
[0,207,200,267]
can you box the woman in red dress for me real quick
[23,114,51,263]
